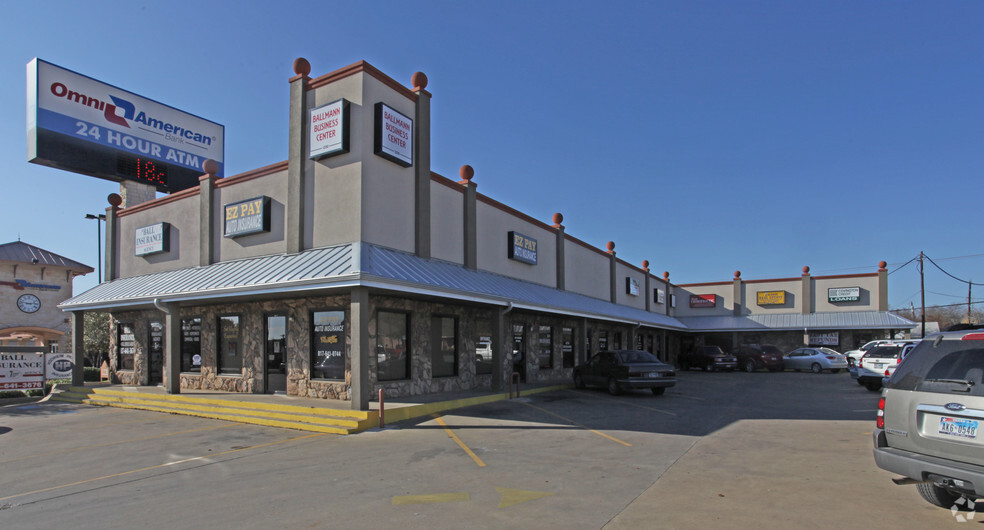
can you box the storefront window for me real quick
[312,311,345,380]
[538,325,553,369]
[614,331,623,350]
[599,330,608,352]
[218,315,242,375]
[181,317,202,372]
[476,319,492,375]
[377,311,409,381]
[636,333,644,350]
[432,316,457,377]
[512,324,526,382]
[117,323,135,370]
[562,327,574,368]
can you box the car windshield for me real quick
[618,350,659,364]
[863,345,902,359]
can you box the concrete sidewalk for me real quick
[607,419,970,528]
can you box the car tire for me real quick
[856,378,865,385]
[705,362,714,372]
[607,378,621,396]
[811,363,822,374]
[574,374,585,389]
[916,482,964,509]
[744,360,756,373]
[865,381,882,392]
[651,387,666,396]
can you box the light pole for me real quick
[85,213,106,282]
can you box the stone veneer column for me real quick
[459,165,477,270]
[287,58,311,255]
[492,307,507,392]
[733,270,743,316]
[801,266,812,314]
[199,160,219,266]
[350,287,370,411]
[412,72,432,259]
[71,310,84,386]
[877,261,888,311]
[104,193,122,281]
[554,214,566,290]
[606,242,617,304]
[160,301,181,394]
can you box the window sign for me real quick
[476,321,493,375]
[508,231,538,265]
[117,323,136,370]
[181,317,201,372]
[312,311,345,380]
[809,332,840,346]
[135,222,169,256]
[374,102,412,167]
[309,99,349,159]
[655,289,665,304]
[626,277,640,296]
[690,294,716,308]
[562,327,574,368]
[828,287,861,302]
[224,196,271,238]
[538,325,553,369]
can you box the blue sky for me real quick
[2,0,981,312]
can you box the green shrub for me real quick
[84,367,101,382]
[0,390,27,399]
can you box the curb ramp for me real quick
[49,386,374,435]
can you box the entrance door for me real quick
[148,321,164,385]
[265,314,287,393]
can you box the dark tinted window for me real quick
[889,339,984,397]
[617,350,659,364]
[864,345,902,359]
[761,346,782,355]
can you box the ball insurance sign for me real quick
[27,58,225,192]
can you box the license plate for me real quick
[874,363,884,369]
[647,372,659,378]
[939,417,978,440]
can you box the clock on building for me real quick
[17,293,41,313]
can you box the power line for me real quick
[924,254,984,286]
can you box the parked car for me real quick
[873,329,984,509]
[732,344,785,372]
[783,347,848,373]
[573,350,676,396]
[857,341,919,391]
[678,345,737,372]
[846,340,892,377]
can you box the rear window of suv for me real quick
[887,339,984,397]
[863,345,902,359]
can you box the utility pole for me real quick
[969,281,973,324]
[919,251,926,338]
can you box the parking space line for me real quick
[392,492,471,505]
[0,431,328,503]
[0,423,240,465]
[432,415,486,467]
[519,401,632,447]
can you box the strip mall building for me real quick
[60,59,914,410]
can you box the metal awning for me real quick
[679,311,917,332]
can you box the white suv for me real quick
[857,341,919,391]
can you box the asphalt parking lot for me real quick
[0,370,974,528]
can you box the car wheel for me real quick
[865,381,882,392]
[651,387,666,396]
[811,363,822,374]
[916,482,964,509]
[744,360,756,373]
[607,378,621,396]
[705,362,714,372]
[574,374,585,389]
[856,378,865,386]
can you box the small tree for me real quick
[83,312,112,367]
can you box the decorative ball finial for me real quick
[802,266,811,274]
[878,260,888,270]
[292,58,311,77]
[552,212,564,226]
[734,270,741,279]
[459,164,474,181]
[203,159,219,176]
[663,271,670,281]
[642,260,650,270]
[107,193,122,207]
[411,71,428,91]
[606,241,615,253]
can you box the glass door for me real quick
[265,314,287,393]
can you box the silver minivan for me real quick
[873,330,984,509]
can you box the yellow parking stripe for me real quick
[520,401,632,447]
[433,415,486,467]
[0,432,327,503]
[392,492,471,505]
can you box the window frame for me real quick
[217,314,243,375]
[180,316,202,373]
[311,309,346,381]
[377,310,411,382]
[431,315,458,378]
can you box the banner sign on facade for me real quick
[224,196,271,238]
[690,294,716,308]
[0,352,44,390]
[27,59,225,193]
[809,332,840,346]
[374,102,413,167]
[626,277,640,296]
[828,287,861,302]
[312,311,345,380]
[655,289,665,304]
[309,99,349,159]
[757,290,786,305]
[135,222,170,256]
[508,231,538,265]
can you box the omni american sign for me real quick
[27,59,225,193]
